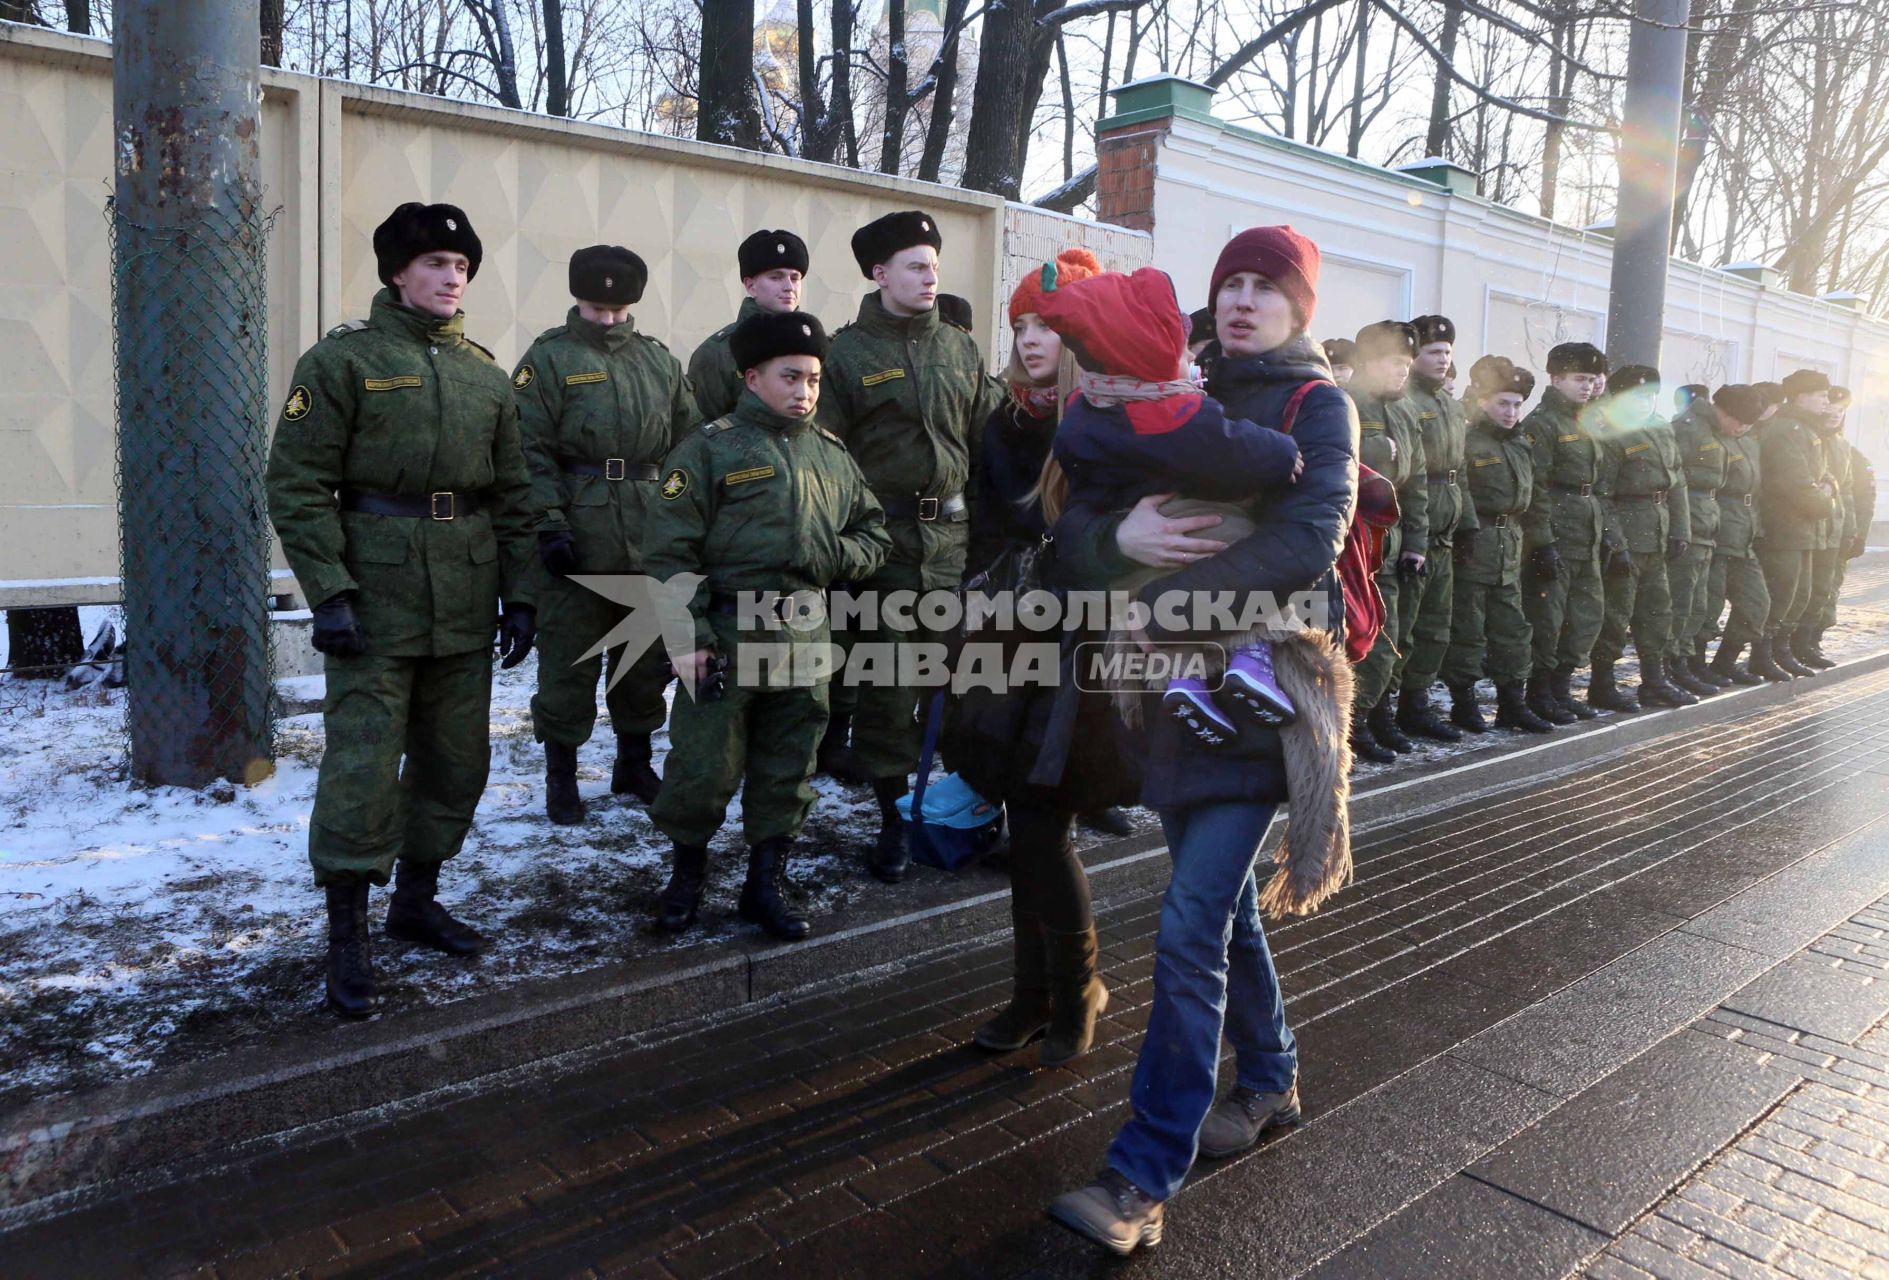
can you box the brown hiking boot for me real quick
[1048,1169,1164,1255]
[1198,1084,1301,1158]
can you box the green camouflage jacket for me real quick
[1458,414,1535,587]
[1520,386,1617,554]
[1714,429,1762,559]
[1755,407,1836,552]
[1814,426,1858,551]
[686,296,765,423]
[266,289,534,657]
[512,308,699,573]
[1671,400,1728,548]
[1347,386,1430,557]
[1404,374,1479,543]
[1596,408,1691,553]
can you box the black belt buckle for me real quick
[917,496,940,522]
[430,491,455,521]
[605,458,627,481]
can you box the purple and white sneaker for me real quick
[1163,677,1241,748]
[1222,642,1297,727]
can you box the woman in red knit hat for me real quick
[948,247,1140,1069]
[1048,226,1361,1255]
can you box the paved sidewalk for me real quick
[9,668,1889,1278]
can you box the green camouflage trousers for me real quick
[1758,544,1814,635]
[1442,576,1533,687]
[1798,548,1843,641]
[1666,543,1714,655]
[530,574,671,748]
[1700,553,1771,649]
[309,648,492,887]
[1354,542,1416,710]
[650,679,829,848]
[1395,547,1455,689]
[1523,547,1605,676]
[1592,553,1673,667]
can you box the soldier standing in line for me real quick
[818,210,1002,881]
[1321,337,1355,386]
[1441,356,1550,734]
[513,246,700,826]
[644,311,890,939]
[688,232,810,426]
[1590,365,1703,709]
[1832,390,1879,637]
[1344,320,1430,764]
[1518,341,1612,723]
[1795,385,1859,669]
[267,203,537,1018]
[1392,314,1480,742]
[1755,369,1839,679]
[1701,382,1786,682]
[1667,380,1734,690]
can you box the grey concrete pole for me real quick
[113,0,274,786]
[1605,0,1693,368]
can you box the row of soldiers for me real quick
[1322,319,1876,765]
[267,201,996,1016]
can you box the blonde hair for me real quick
[1005,342,1081,525]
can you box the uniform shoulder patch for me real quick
[282,384,313,421]
[513,365,536,390]
[660,468,690,499]
[324,318,372,339]
[701,417,735,435]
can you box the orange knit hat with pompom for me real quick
[1009,247,1101,324]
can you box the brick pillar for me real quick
[1093,75,1216,233]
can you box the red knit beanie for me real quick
[1035,266,1190,384]
[1209,225,1321,328]
[1010,247,1101,324]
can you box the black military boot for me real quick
[1447,684,1489,734]
[1637,655,1696,708]
[544,741,584,825]
[1747,636,1793,682]
[1711,640,1765,686]
[656,842,709,933]
[1551,666,1599,720]
[385,860,486,956]
[1397,685,1463,742]
[1794,629,1836,670]
[1494,682,1555,733]
[739,837,812,940]
[1588,660,1641,713]
[1526,674,1577,725]
[868,777,911,883]
[1690,647,1733,688]
[324,881,377,1019]
[1668,654,1720,698]
[1770,631,1816,678]
[817,713,867,784]
[611,732,661,804]
[1349,718,1396,766]
[1367,699,1414,753]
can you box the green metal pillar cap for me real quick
[1099,75,1218,131]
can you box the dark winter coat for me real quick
[1054,335,1359,811]
[1050,388,1303,513]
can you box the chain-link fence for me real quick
[109,198,279,786]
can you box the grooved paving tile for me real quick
[1722,955,1889,1044]
[1299,1174,1608,1280]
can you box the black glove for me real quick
[1666,536,1688,562]
[1453,527,1480,564]
[1528,544,1564,581]
[1605,545,1636,577]
[1848,537,1868,560]
[1396,552,1427,581]
[310,593,366,658]
[699,651,731,703]
[496,602,536,670]
[537,529,579,577]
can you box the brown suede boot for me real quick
[1041,925,1108,1067]
[974,905,1051,1052]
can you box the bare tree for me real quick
[543,0,568,115]
[698,0,762,146]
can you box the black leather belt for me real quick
[707,590,823,620]
[1428,469,1459,484]
[339,488,483,520]
[1688,487,1720,498]
[1549,482,1595,497]
[561,458,660,481]
[880,491,969,523]
[1617,488,1669,505]
[1490,513,1512,529]
[1737,493,1754,507]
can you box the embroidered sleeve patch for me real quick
[1624,442,1651,455]
[660,468,689,499]
[566,371,610,386]
[282,385,312,421]
[1360,420,1386,432]
[724,465,777,487]
[1472,456,1502,467]
[1557,432,1581,443]
[1700,441,1722,452]
[363,375,423,392]
[860,369,906,387]
[513,365,535,389]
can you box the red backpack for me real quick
[1279,380,1399,663]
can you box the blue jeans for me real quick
[1106,800,1297,1201]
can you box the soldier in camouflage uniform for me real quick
[818,210,1002,880]
[1591,365,1703,708]
[514,246,700,825]
[1796,385,1859,669]
[1442,356,1550,734]
[1673,385,1774,685]
[1828,389,1878,648]
[1756,369,1839,679]
[267,203,537,1018]
[1394,315,1480,742]
[1667,382,1732,688]
[1519,342,1612,724]
[1345,321,1429,763]
[645,310,890,940]
[687,230,810,424]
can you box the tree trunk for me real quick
[259,0,283,65]
[963,0,1066,196]
[879,0,909,174]
[698,0,762,148]
[543,0,567,116]
[917,0,970,182]
[65,1,90,34]
[813,0,855,164]
[1539,9,1572,219]
[796,0,830,159]
[1347,0,1369,158]
[1057,33,1073,181]
[1423,0,1461,158]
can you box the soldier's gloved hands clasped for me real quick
[1453,527,1480,564]
[496,602,536,669]
[1848,538,1868,560]
[1528,544,1564,581]
[1666,536,1688,562]
[1397,552,1427,580]
[538,529,579,577]
[1606,546,1636,577]
[310,593,367,658]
